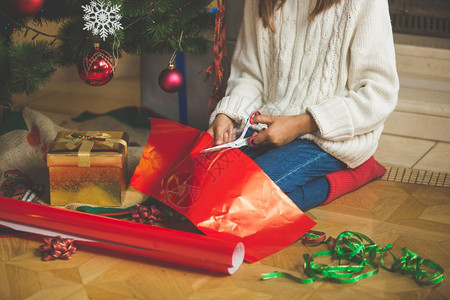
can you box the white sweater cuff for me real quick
[209,95,260,131]
[307,97,354,141]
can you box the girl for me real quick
[207,0,399,210]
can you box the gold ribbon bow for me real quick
[57,131,127,167]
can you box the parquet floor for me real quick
[1,180,449,300]
[5,42,450,299]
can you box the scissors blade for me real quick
[200,138,250,153]
[233,137,250,148]
[200,143,232,153]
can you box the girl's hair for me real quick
[260,0,342,32]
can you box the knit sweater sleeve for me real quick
[209,0,263,128]
[307,0,399,142]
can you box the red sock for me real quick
[322,156,386,205]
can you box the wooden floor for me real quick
[1,180,449,300]
[4,41,450,299]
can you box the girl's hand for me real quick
[207,113,237,146]
[251,113,319,147]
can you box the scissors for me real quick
[200,110,261,153]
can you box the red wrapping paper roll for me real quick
[0,197,244,274]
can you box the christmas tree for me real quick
[0,0,215,108]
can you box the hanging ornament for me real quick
[78,43,115,86]
[82,0,123,41]
[158,61,184,93]
[158,33,185,94]
[9,0,45,16]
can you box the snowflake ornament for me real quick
[82,0,123,41]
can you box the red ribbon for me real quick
[301,230,336,250]
[70,132,104,146]
[39,236,77,261]
[202,0,227,107]
[131,203,166,225]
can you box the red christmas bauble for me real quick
[10,0,45,15]
[158,64,184,93]
[78,43,114,86]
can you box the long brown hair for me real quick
[260,0,342,32]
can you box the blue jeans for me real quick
[241,131,346,211]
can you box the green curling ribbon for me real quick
[380,246,445,286]
[261,231,444,286]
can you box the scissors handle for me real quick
[248,135,257,147]
[249,110,261,125]
[243,111,261,147]
[239,110,261,139]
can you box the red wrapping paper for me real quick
[131,118,316,262]
[0,197,244,274]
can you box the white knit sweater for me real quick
[209,0,399,168]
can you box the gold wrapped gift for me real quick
[47,131,128,207]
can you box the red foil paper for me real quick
[0,197,244,274]
[131,118,316,262]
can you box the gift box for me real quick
[47,131,128,207]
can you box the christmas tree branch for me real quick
[0,8,60,39]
